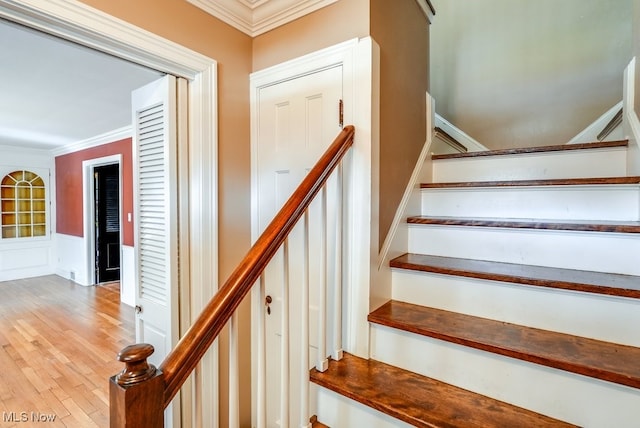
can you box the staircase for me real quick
[311,139,640,427]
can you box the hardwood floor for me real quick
[0,275,134,427]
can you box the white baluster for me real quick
[229,313,239,428]
[280,240,290,428]
[316,186,328,373]
[333,163,344,361]
[256,274,267,428]
[300,211,311,428]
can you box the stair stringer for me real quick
[374,92,435,312]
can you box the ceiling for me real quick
[0,18,163,151]
[0,0,336,152]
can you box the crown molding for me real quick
[187,0,338,36]
[51,126,132,157]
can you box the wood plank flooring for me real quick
[0,275,134,427]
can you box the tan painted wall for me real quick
[431,0,632,150]
[371,0,430,247]
[252,0,370,71]
[76,1,253,426]
[76,1,431,424]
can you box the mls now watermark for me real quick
[3,411,57,423]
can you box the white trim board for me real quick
[377,92,435,271]
[435,113,489,152]
[0,1,219,426]
[567,101,623,144]
[415,0,435,23]
[624,57,640,175]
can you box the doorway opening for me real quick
[94,163,120,283]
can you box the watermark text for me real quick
[3,411,57,423]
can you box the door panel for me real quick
[132,74,179,426]
[256,65,343,428]
[95,163,120,283]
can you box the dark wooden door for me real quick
[95,164,120,283]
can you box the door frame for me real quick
[83,154,122,286]
[249,37,379,423]
[0,1,219,426]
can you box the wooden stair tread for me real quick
[432,140,628,160]
[421,176,640,188]
[368,301,640,389]
[390,253,640,299]
[310,415,329,427]
[407,215,640,233]
[310,352,576,428]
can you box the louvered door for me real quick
[132,75,179,376]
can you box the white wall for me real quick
[0,146,55,281]
[430,0,633,150]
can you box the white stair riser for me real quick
[421,185,640,221]
[371,325,640,428]
[391,269,640,347]
[433,148,627,182]
[408,225,640,275]
[315,386,412,428]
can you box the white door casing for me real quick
[0,2,219,427]
[250,37,379,427]
[82,154,122,287]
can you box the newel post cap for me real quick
[115,343,157,386]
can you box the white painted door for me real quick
[255,65,343,428]
[132,75,180,426]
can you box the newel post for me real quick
[110,343,164,428]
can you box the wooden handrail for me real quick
[597,107,623,141]
[434,126,468,153]
[158,125,354,406]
